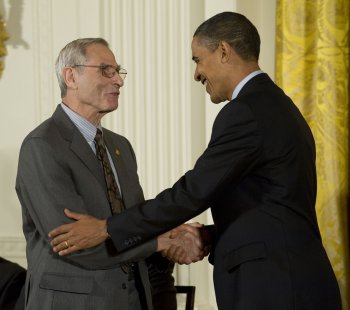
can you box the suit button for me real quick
[122,283,127,289]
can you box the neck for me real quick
[62,99,103,126]
[226,62,260,99]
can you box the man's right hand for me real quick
[157,223,211,265]
[48,209,109,256]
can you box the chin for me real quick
[98,106,118,114]
[210,96,225,104]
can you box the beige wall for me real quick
[0,0,276,308]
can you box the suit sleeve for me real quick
[16,137,156,270]
[107,101,263,252]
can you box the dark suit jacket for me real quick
[15,105,169,310]
[0,257,26,310]
[106,74,341,309]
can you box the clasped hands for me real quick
[157,223,211,264]
[48,209,211,265]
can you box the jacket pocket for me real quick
[223,242,266,272]
[39,272,93,294]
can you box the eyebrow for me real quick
[101,63,121,70]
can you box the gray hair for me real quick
[55,38,109,97]
[194,12,260,61]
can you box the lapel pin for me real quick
[115,149,120,156]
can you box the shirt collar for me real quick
[60,103,99,144]
[231,70,264,100]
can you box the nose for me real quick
[194,67,201,82]
[111,73,124,87]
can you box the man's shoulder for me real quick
[21,115,70,153]
[22,106,63,139]
[23,117,55,141]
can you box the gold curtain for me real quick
[0,14,9,78]
[275,0,349,308]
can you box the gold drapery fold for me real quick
[0,14,9,78]
[275,0,349,308]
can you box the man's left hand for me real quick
[48,209,109,256]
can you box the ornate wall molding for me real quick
[101,0,204,198]
[0,236,27,267]
[31,0,56,123]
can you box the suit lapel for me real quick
[70,131,107,190]
[52,105,108,198]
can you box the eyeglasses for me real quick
[72,64,127,80]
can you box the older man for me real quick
[16,38,205,310]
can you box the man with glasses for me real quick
[16,38,204,310]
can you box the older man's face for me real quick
[71,43,124,124]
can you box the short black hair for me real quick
[194,12,260,61]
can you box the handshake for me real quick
[157,223,213,265]
[48,209,213,264]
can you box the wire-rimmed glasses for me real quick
[72,64,127,80]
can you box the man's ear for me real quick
[63,67,77,89]
[219,41,231,63]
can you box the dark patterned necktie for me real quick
[94,129,125,214]
[95,129,135,275]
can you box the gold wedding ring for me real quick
[64,241,70,249]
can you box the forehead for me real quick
[85,43,118,65]
[191,37,210,56]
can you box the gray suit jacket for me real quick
[16,105,157,310]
